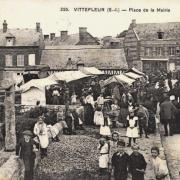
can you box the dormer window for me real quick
[6,33,15,46]
[157,32,164,39]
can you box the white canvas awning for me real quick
[125,72,143,79]
[127,67,145,76]
[48,71,90,83]
[80,67,104,75]
[116,74,136,85]
[20,78,57,92]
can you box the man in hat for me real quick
[129,144,147,180]
[160,95,177,136]
[16,130,39,180]
[111,140,129,180]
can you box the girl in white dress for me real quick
[34,116,49,158]
[126,110,139,147]
[94,106,104,126]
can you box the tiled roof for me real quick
[0,29,43,46]
[134,22,180,40]
[41,46,127,70]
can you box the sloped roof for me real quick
[0,29,43,46]
[134,22,180,40]
[41,46,128,70]
[48,71,90,83]
[20,78,57,92]
[80,67,104,75]
[45,34,79,46]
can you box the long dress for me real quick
[98,143,110,169]
[126,116,139,138]
[34,122,49,149]
[84,95,94,125]
[94,110,104,125]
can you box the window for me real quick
[144,47,152,56]
[28,54,35,65]
[176,47,180,55]
[156,47,163,56]
[157,32,164,39]
[169,47,176,56]
[5,55,13,66]
[17,55,24,66]
[126,48,129,56]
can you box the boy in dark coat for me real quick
[16,130,39,180]
[111,140,129,180]
[129,144,147,180]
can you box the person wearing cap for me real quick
[129,144,147,180]
[160,95,177,136]
[98,137,110,176]
[33,116,49,158]
[111,140,129,180]
[16,130,39,180]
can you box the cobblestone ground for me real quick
[160,127,180,180]
[35,126,164,180]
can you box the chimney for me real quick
[50,33,55,41]
[130,19,136,29]
[61,31,68,40]
[36,22,40,32]
[44,35,49,40]
[3,20,7,33]
[79,27,87,43]
[79,27,87,34]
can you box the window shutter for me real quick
[0,54,5,67]
[13,55,17,66]
[24,55,28,66]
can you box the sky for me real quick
[0,0,180,38]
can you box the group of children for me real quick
[98,133,169,180]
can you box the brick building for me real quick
[0,20,44,80]
[124,19,180,73]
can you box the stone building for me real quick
[0,20,44,80]
[124,19,180,73]
[42,27,127,74]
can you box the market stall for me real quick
[20,78,57,105]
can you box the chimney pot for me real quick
[130,19,136,29]
[3,20,8,33]
[61,31,68,40]
[44,35,49,40]
[50,33,55,41]
[79,27,87,34]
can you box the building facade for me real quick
[0,20,44,80]
[124,19,180,73]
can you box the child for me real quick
[137,104,149,138]
[98,137,110,176]
[97,93,104,109]
[129,144,147,180]
[151,146,170,180]
[94,106,104,126]
[126,110,139,147]
[111,140,129,180]
[16,130,39,180]
[100,114,111,137]
[71,91,77,105]
[33,116,49,158]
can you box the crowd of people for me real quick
[15,71,180,180]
